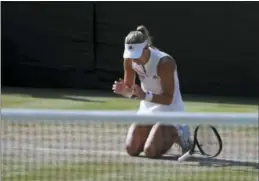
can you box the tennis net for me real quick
[1,109,258,181]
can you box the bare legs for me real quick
[125,123,179,158]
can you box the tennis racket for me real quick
[178,124,223,162]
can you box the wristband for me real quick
[145,91,153,101]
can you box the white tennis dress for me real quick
[131,47,191,152]
[132,47,184,114]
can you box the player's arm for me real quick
[123,58,135,88]
[149,56,176,105]
[113,59,135,97]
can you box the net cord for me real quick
[2,108,258,125]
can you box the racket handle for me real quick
[178,150,191,162]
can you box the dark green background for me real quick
[2,2,258,97]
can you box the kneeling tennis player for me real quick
[112,25,192,158]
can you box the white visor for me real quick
[123,41,147,59]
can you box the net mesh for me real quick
[1,109,258,181]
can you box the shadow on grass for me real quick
[2,86,113,103]
[137,154,259,170]
[2,86,258,106]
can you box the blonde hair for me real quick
[125,25,154,47]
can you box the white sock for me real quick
[175,124,183,137]
[175,124,190,139]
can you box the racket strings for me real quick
[196,125,221,156]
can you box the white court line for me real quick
[11,143,258,164]
[12,145,127,156]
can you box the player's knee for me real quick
[125,134,141,156]
[143,123,174,158]
[125,123,142,156]
[125,143,141,156]
[143,144,160,158]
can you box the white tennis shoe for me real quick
[176,125,193,155]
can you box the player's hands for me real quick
[112,78,132,97]
[132,84,145,100]
[112,78,125,94]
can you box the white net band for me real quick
[2,108,258,125]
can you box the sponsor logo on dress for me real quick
[153,75,158,79]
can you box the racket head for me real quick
[194,124,223,158]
